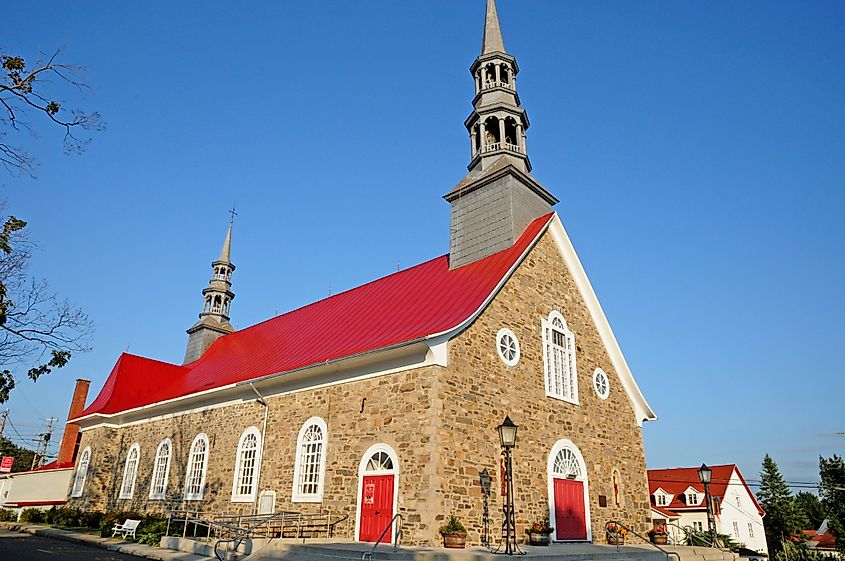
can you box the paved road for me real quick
[0,530,141,560]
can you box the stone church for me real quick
[68,0,657,546]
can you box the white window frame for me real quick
[655,492,668,506]
[70,447,91,498]
[748,522,754,538]
[184,433,210,501]
[119,443,141,499]
[496,328,520,367]
[149,438,172,500]
[733,521,740,537]
[231,427,262,503]
[593,368,610,400]
[693,521,703,532]
[542,311,579,404]
[292,417,327,503]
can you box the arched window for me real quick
[231,427,262,502]
[553,448,582,479]
[184,433,209,501]
[542,311,578,404]
[149,438,172,500]
[70,447,91,498]
[119,443,141,499]
[292,417,327,502]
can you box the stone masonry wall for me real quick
[436,230,652,545]
[71,367,443,544]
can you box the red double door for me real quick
[554,478,587,541]
[359,474,395,542]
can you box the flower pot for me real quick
[606,533,625,545]
[529,532,551,546]
[442,533,467,549]
[650,534,668,545]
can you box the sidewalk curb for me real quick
[0,522,212,561]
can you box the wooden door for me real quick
[554,478,587,540]
[359,474,395,542]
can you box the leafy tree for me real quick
[0,435,36,473]
[757,454,807,553]
[819,455,845,553]
[0,207,93,403]
[1,49,103,177]
[795,491,826,531]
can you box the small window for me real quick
[70,447,91,498]
[119,444,141,499]
[149,438,172,500]
[687,492,699,505]
[496,328,520,366]
[184,433,209,501]
[733,521,740,537]
[232,427,262,502]
[748,523,754,538]
[655,493,668,506]
[736,496,741,508]
[542,311,578,404]
[593,368,610,400]
[292,418,327,502]
[693,521,703,532]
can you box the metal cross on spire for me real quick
[228,204,238,225]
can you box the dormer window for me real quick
[687,492,700,505]
[656,493,668,506]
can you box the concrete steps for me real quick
[243,542,671,561]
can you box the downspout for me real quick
[249,383,269,516]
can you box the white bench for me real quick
[111,519,141,539]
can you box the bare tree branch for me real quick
[0,49,104,177]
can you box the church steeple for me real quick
[466,0,531,174]
[183,222,236,364]
[444,0,558,269]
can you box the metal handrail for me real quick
[664,522,722,548]
[362,513,403,561]
[213,511,304,561]
[605,520,682,561]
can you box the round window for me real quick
[496,328,520,366]
[593,368,610,400]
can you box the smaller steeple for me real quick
[183,221,237,364]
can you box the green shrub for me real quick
[0,508,16,522]
[45,506,85,527]
[137,532,163,546]
[19,508,45,524]
[80,511,105,529]
[776,541,839,561]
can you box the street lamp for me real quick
[494,416,524,555]
[698,463,717,546]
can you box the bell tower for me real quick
[183,222,236,364]
[445,0,558,269]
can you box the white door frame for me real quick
[354,443,400,542]
[547,438,592,542]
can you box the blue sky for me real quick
[3,1,843,488]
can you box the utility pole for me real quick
[31,417,56,470]
[0,410,8,439]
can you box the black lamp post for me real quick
[494,416,524,555]
[698,463,717,546]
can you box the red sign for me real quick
[0,457,13,473]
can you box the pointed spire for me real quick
[217,223,232,263]
[482,0,506,54]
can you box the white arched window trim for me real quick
[119,443,141,499]
[354,443,400,544]
[231,426,262,502]
[542,310,579,405]
[70,446,91,498]
[292,417,327,503]
[547,439,592,542]
[184,433,210,501]
[149,438,172,500]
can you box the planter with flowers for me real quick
[527,519,554,545]
[439,515,468,549]
[606,523,628,545]
[648,525,668,545]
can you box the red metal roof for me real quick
[648,465,765,516]
[78,213,555,419]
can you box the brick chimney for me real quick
[57,379,91,466]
